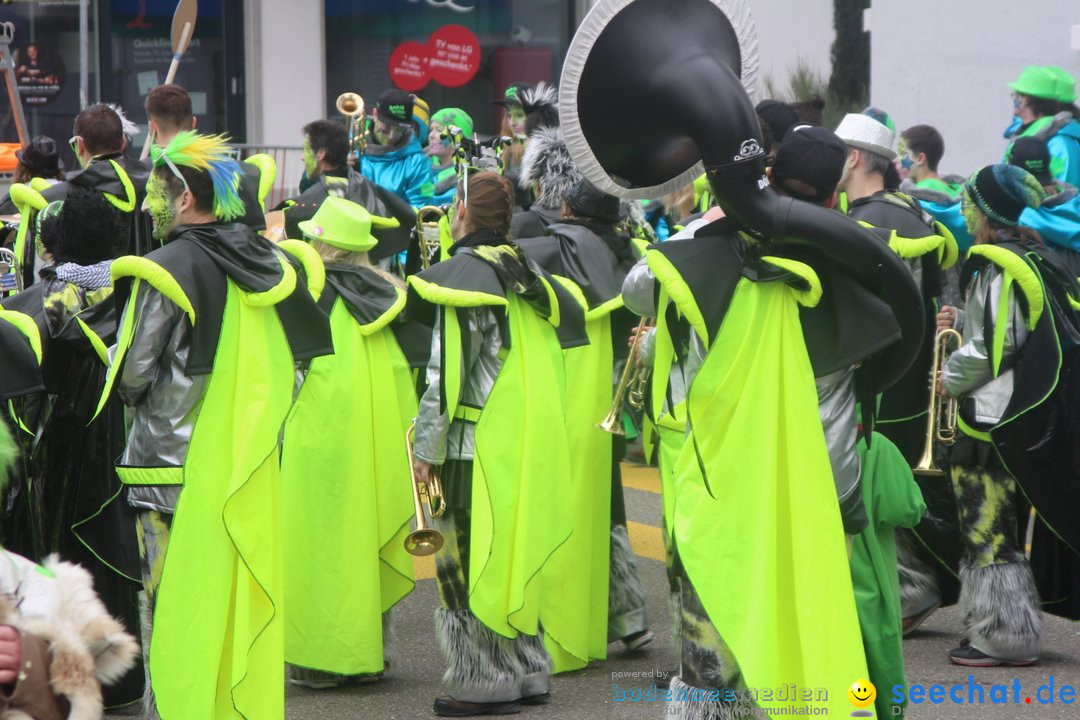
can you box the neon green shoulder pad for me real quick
[0,310,43,363]
[887,230,944,260]
[645,248,708,347]
[967,245,1043,331]
[103,161,137,213]
[239,254,297,307]
[244,154,277,212]
[276,239,325,301]
[9,183,47,213]
[760,256,822,308]
[407,275,509,309]
[110,256,196,325]
[28,177,52,193]
[935,221,960,270]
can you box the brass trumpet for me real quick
[336,92,367,164]
[414,206,446,269]
[913,327,964,476]
[599,317,654,435]
[404,420,446,556]
[0,246,22,295]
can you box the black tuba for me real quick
[559,0,925,392]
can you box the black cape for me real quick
[277,169,416,261]
[116,223,334,376]
[40,154,155,261]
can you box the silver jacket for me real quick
[622,220,710,417]
[413,306,504,465]
[815,367,862,525]
[942,264,1027,425]
[114,283,207,513]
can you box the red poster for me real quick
[389,40,431,92]
[427,24,480,88]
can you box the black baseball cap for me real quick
[1007,136,1053,186]
[376,89,414,128]
[492,82,534,107]
[770,125,847,203]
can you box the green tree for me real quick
[828,0,870,113]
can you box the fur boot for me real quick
[959,561,1042,661]
[608,524,648,641]
[895,528,940,618]
[435,608,523,704]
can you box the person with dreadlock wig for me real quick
[280,196,417,689]
[95,131,331,719]
[0,187,144,705]
[935,163,1079,666]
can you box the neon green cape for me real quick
[102,274,295,719]
[650,253,869,717]
[281,293,416,675]
[409,272,573,639]
[542,284,617,672]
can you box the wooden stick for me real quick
[140,21,193,160]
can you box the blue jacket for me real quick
[361,135,433,207]
[430,160,458,207]
[1010,114,1080,189]
[1021,184,1080,253]
[1047,120,1080,188]
[900,179,974,253]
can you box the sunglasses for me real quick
[67,135,80,155]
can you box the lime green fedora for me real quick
[1045,66,1077,104]
[1009,65,1058,101]
[298,196,400,252]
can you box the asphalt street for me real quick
[109,463,1080,719]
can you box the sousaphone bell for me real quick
[560,0,926,393]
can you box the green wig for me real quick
[150,131,245,221]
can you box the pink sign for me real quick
[388,25,482,91]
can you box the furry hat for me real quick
[519,125,582,210]
[520,81,560,136]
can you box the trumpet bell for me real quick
[404,529,444,556]
[597,409,626,436]
[336,92,365,117]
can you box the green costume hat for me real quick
[298,195,399,252]
[432,107,474,139]
[1009,66,1058,101]
[1045,65,1078,104]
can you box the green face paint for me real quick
[144,172,179,241]
[508,106,526,138]
[303,136,317,178]
[961,188,981,239]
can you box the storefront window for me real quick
[106,0,244,147]
[325,0,574,135]
[0,0,101,166]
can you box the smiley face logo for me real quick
[848,678,876,711]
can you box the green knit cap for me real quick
[431,108,474,139]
